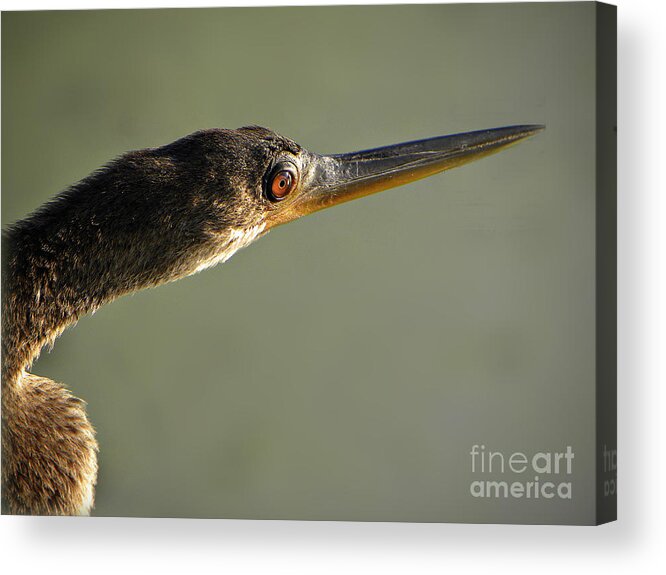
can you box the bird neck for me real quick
[1,216,141,385]
[2,176,213,386]
[1,136,269,387]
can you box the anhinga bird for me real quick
[1,124,543,515]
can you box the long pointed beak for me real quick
[270,125,544,227]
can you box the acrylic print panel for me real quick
[1,2,615,523]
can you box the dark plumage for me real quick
[1,124,543,515]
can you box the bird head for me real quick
[149,124,544,269]
[28,124,542,289]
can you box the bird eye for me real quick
[266,163,298,201]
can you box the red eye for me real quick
[270,170,295,200]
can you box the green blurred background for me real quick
[2,3,596,523]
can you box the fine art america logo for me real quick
[469,444,574,500]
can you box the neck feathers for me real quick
[2,151,264,386]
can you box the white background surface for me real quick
[1,0,663,573]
